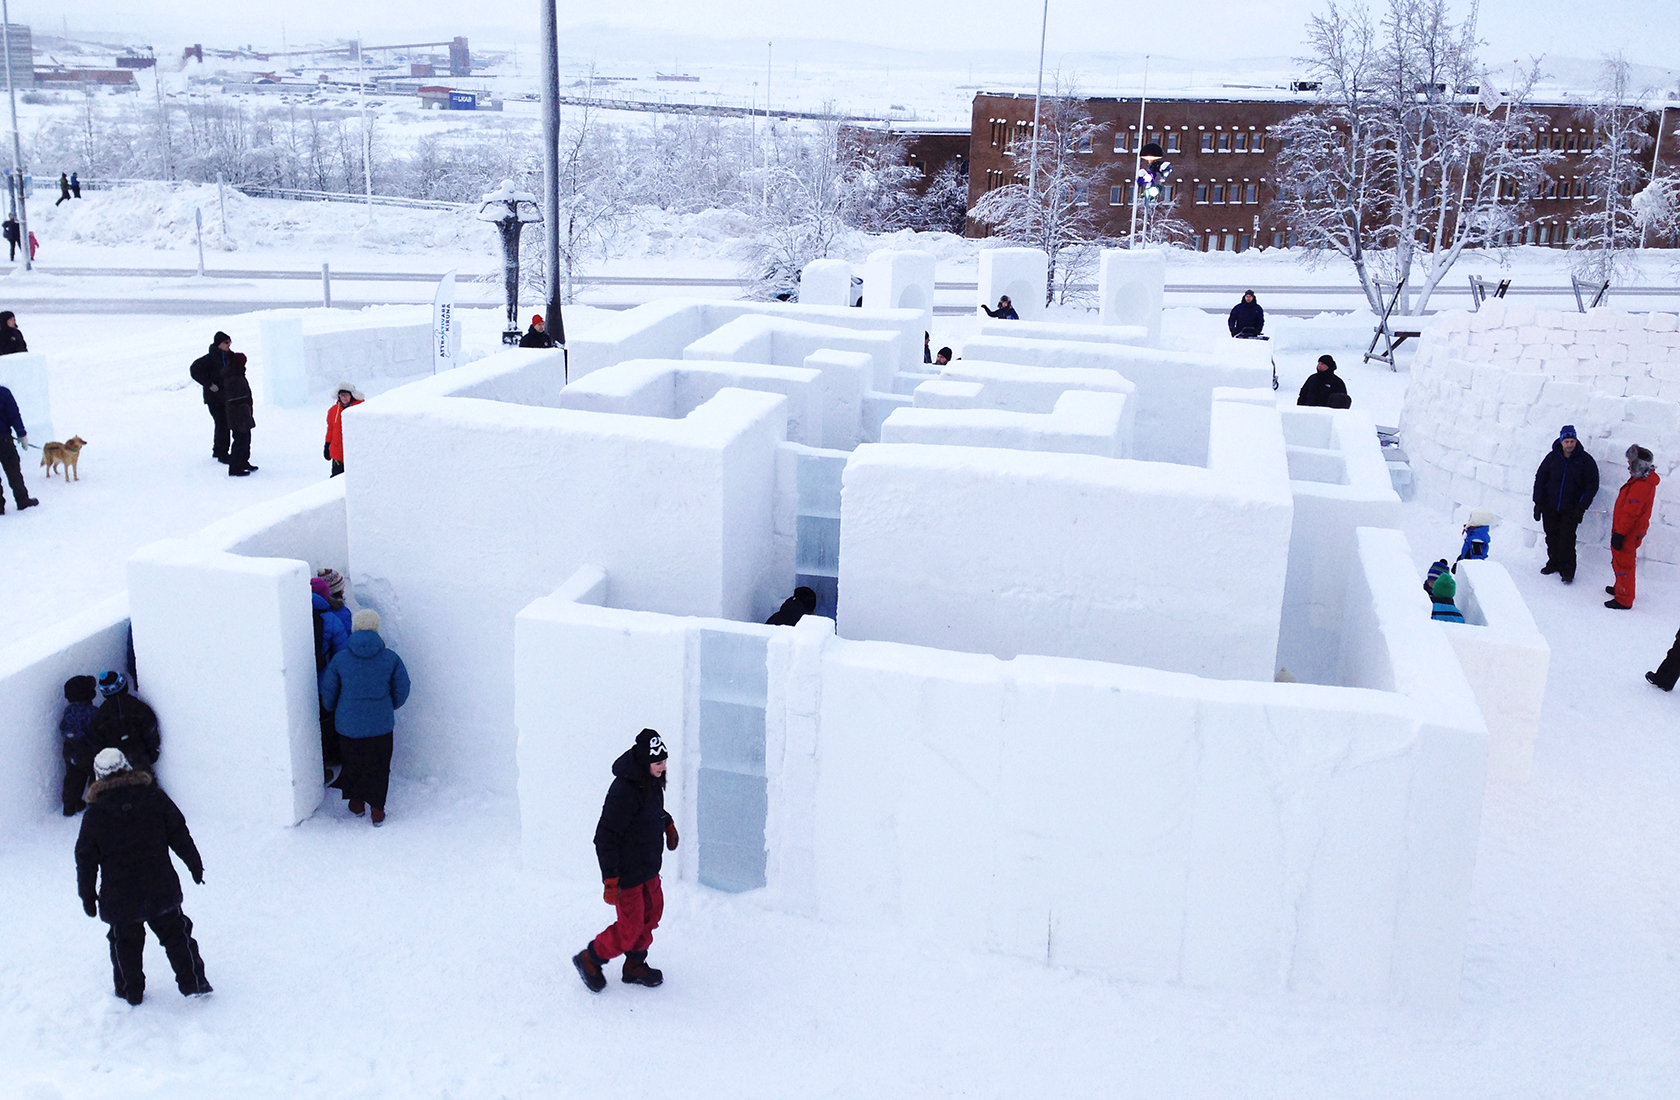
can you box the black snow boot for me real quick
[572,944,607,993]
[622,950,663,987]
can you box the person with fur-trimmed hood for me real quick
[323,383,364,477]
[573,728,679,993]
[87,670,160,771]
[74,748,212,1005]
[1606,444,1660,610]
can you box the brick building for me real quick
[840,122,969,195]
[966,90,1680,250]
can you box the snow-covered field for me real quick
[3,184,1680,1096]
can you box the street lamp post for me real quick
[540,0,565,368]
[2,2,30,271]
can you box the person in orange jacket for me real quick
[323,383,364,478]
[1606,444,1659,609]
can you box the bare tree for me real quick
[1269,0,1559,314]
[967,88,1116,305]
[739,113,850,301]
[1571,54,1656,284]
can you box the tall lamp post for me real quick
[2,2,30,271]
[540,0,565,371]
[1134,141,1169,244]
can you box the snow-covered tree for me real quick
[739,114,851,301]
[1269,0,1560,314]
[1571,54,1656,284]
[837,129,922,233]
[967,90,1116,305]
[914,162,971,234]
[1633,176,1680,246]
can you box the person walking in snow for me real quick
[3,214,18,261]
[1532,424,1599,585]
[59,675,99,815]
[324,383,363,477]
[0,310,28,355]
[188,333,233,466]
[70,172,81,199]
[1456,509,1496,568]
[573,728,679,993]
[55,173,70,206]
[1228,289,1265,337]
[320,609,410,826]
[1296,354,1349,408]
[980,295,1018,320]
[1605,445,1659,610]
[311,577,352,778]
[0,380,37,513]
[87,670,160,772]
[217,334,258,477]
[75,748,212,1005]
[518,314,556,349]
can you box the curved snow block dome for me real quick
[1099,248,1166,346]
[978,248,1048,323]
[863,248,936,332]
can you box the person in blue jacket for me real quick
[320,609,410,826]
[310,577,351,779]
[0,382,38,513]
[1532,425,1599,584]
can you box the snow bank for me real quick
[839,395,1293,679]
[1402,304,1680,566]
[346,347,789,795]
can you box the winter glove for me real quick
[323,441,333,461]
[602,878,619,906]
[192,870,205,885]
[1533,504,1542,522]
[82,897,97,918]
[15,434,26,450]
[1611,532,1626,551]
[665,821,680,851]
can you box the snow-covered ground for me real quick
[3,189,1680,1095]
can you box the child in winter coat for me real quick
[1456,509,1496,567]
[1430,573,1466,623]
[1423,559,1451,596]
[323,384,364,477]
[1606,445,1660,610]
[59,675,99,815]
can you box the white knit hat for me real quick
[94,748,131,779]
[351,609,381,633]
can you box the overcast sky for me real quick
[12,0,1677,77]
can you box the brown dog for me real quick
[39,435,87,480]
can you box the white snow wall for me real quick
[1402,304,1680,568]
[344,347,788,795]
[516,537,1488,1010]
[839,396,1293,680]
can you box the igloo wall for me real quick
[1402,304,1680,565]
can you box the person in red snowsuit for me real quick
[323,383,364,478]
[1606,444,1659,610]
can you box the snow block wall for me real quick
[567,299,927,381]
[932,359,1136,414]
[861,249,935,334]
[1439,559,1551,785]
[1402,304,1680,565]
[0,351,53,443]
[1276,407,1404,685]
[838,396,1293,680]
[959,335,1274,465]
[977,319,1150,346]
[798,258,852,307]
[1099,248,1167,345]
[882,390,1132,458]
[344,347,788,795]
[558,358,826,448]
[128,542,324,828]
[0,596,129,834]
[977,248,1047,322]
[684,315,904,395]
[259,315,309,409]
[304,316,458,395]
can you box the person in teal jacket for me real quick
[320,609,410,826]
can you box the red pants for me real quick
[592,876,663,961]
[1612,538,1642,606]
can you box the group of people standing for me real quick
[1531,424,1660,611]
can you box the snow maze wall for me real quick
[1402,302,1680,566]
[0,247,1552,1011]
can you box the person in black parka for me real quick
[87,670,160,772]
[75,748,212,1005]
[518,314,556,349]
[0,309,28,355]
[3,216,19,261]
[188,333,233,465]
[218,336,258,476]
[765,586,818,626]
[1297,354,1349,408]
[1228,289,1264,337]
[573,729,679,993]
[1531,424,1599,585]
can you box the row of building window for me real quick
[1196,182,1261,204]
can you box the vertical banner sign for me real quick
[433,268,457,374]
